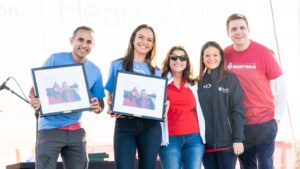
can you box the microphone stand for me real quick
[3,85,39,163]
[3,86,30,104]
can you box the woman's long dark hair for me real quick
[198,41,228,82]
[122,24,157,75]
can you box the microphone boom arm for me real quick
[3,86,29,104]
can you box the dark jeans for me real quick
[239,119,278,169]
[36,128,87,169]
[203,150,237,169]
[114,117,162,169]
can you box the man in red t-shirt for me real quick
[224,13,287,169]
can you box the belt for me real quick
[119,115,136,120]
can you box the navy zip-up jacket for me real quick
[198,69,246,149]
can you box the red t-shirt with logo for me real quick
[167,81,200,136]
[224,40,282,124]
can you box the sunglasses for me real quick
[170,55,188,61]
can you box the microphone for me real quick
[0,77,10,91]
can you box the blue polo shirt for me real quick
[38,52,105,130]
[105,59,161,93]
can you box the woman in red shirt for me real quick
[159,46,205,169]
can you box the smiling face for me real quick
[70,29,95,63]
[141,89,147,97]
[169,49,187,75]
[227,19,250,51]
[203,46,222,73]
[133,28,154,58]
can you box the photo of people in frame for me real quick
[123,87,156,110]
[46,81,81,105]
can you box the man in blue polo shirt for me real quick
[29,26,105,169]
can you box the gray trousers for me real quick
[35,128,88,169]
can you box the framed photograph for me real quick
[112,70,167,121]
[31,64,91,116]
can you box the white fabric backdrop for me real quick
[0,0,298,168]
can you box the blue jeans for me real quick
[239,119,278,169]
[114,117,162,169]
[159,133,204,169]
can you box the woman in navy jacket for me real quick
[197,41,246,169]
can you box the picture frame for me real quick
[31,64,91,116]
[111,70,167,121]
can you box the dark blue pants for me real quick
[239,119,278,169]
[114,118,162,169]
[203,150,237,169]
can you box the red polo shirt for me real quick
[167,81,200,136]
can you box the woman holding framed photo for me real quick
[105,24,162,169]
